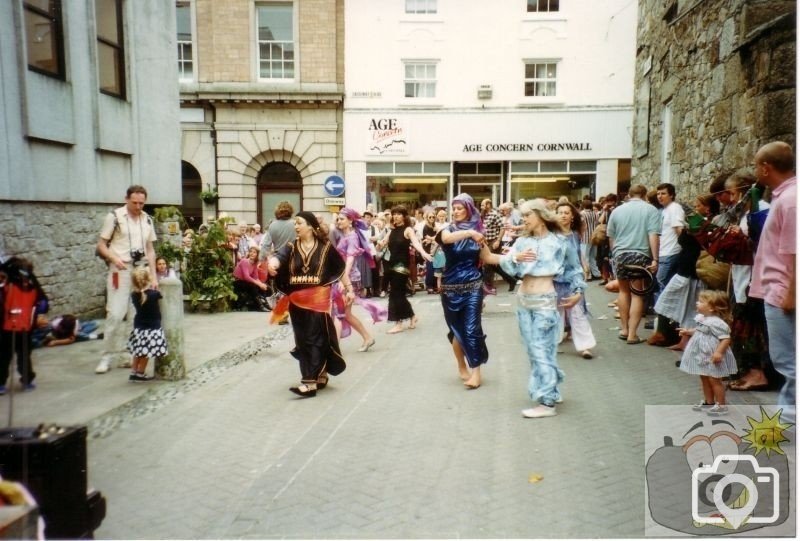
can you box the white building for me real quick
[0,0,180,316]
[343,0,637,212]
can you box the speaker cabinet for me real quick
[0,426,105,539]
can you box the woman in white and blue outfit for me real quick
[482,199,586,418]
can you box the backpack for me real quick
[96,208,152,261]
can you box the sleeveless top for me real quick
[387,227,410,267]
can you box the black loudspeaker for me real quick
[0,425,105,539]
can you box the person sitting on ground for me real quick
[34,314,102,347]
[233,247,272,312]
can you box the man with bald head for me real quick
[749,141,796,414]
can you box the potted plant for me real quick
[182,217,236,312]
[199,184,219,204]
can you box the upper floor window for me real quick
[176,1,194,82]
[527,0,559,12]
[524,62,557,97]
[257,2,294,80]
[24,0,66,78]
[96,0,126,98]
[405,0,437,14]
[404,62,436,98]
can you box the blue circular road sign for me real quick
[324,175,346,197]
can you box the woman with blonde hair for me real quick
[481,199,586,418]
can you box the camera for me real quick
[130,249,145,264]
[692,454,780,528]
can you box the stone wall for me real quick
[0,202,111,318]
[632,0,796,200]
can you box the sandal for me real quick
[289,383,317,398]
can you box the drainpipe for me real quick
[208,101,219,220]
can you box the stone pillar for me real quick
[156,277,186,380]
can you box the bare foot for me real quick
[409,315,419,329]
[464,368,481,389]
[386,325,404,334]
[459,369,470,381]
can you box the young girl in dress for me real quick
[678,290,737,415]
[127,267,168,382]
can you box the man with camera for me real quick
[94,185,157,374]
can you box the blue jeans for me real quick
[655,253,680,303]
[764,303,796,417]
[516,293,562,406]
[581,242,600,277]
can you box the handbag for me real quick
[590,224,607,246]
[695,250,731,290]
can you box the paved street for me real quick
[84,284,778,539]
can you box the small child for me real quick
[678,290,737,416]
[127,267,167,382]
[0,258,48,394]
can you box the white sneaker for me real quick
[707,405,729,416]
[691,401,713,412]
[95,357,111,374]
[522,405,557,418]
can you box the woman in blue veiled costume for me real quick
[435,194,491,389]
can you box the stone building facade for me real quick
[0,1,180,317]
[178,0,344,228]
[631,0,796,199]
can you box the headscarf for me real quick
[295,211,321,231]
[339,208,375,268]
[450,193,484,233]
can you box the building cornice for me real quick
[180,82,344,104]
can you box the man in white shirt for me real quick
[654,183,685,302]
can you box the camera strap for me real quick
[125,212,146,255]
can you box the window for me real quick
[405,0,436,14]
[176,1,194,82]
[524,62,557,97]
[404,62,436,98]
[96,0,125,97]
[527,0,559,12]
[257,2,294,80]
[24,0,65,78]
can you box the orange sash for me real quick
[269,286,331,325]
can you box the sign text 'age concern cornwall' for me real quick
[463,142,592,152]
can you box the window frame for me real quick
[403,60,437,99]
[176,0,196,82]
[523,60,558,98]
[23,0,66,79]
[527,0,560,13]
[256,1,296,82]
[405,0,437,14]
[95,0,126,99]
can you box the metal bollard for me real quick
[155,277,186,380]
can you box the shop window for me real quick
[524,61,557,97]
[257,2,295,80]
[404,62,437,98]
[527,0,559,13]
[96,0,126,98]
[405,0,437,14]
[24,0,65,79]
